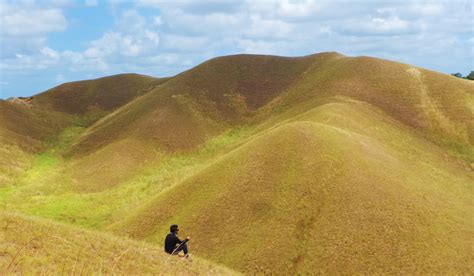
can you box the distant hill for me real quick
[1,73,166,151]
[32,73,166,114]
[65,53,473,161]
[1,52,472,274]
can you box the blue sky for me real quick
[0,0,472,99]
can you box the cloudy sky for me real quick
[0,0,472,99]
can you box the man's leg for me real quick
[173,244,189,255]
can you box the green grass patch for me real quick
[0,126,253,229]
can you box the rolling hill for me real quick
[110,99,473,274]
[0,73,165,186]
[0,52,473,274]
[1,73,165,152]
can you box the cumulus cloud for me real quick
[1,8,67,36]
[0,2,67,58]
[85,0,98,7]
[342,16,413,36]
[153,16,163,26]
[40,47,60,59]
[82,10,160,62]
[244,15,293,39]
[246,0,320,19]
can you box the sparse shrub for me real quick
[451,71,474,80]
[466,71,474,80]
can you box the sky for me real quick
[0,0,472,99]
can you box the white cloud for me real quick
[371,17,410,32]
[341,16,415,36]
[0,4,67,36]
[83,10,160,60]
[117,10,147,33]
[0,2,67,59]
[153,15,163,26]
[246,0,321,20]
[237,39,288,54]
[55,74,66,83]
[407,3,444,16]
[162,9,242,35]
[245,15,293,39]
[161,34,208,52]
[40,47,60,59]
[85,0,99,7]
[276,0,320,18]
[84,30,159,59]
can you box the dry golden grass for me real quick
[112,100,473,274]
[33,73,165,114]
[64,53,473,165]
[0,212,238,275]
[1,73,165,155]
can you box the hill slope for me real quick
[111,100,473,274]
[1,73,165,152]
[0,212,237,275]
[271,56,474,159]
[64,54,323,158]
[66,53,473,162]
[0,73,166,186]
[32,73,166,114]
[57,52,473,196]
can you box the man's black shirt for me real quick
[164,233,187,254]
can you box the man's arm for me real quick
[175,235,190,244]
[174,235,183,244]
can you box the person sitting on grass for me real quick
[164,224,190,257]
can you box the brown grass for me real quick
[33,73,166,114]
[0,212,238,275]
[64,52,473,163]
[112,100,473,274]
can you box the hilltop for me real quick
[1,73,165,147]
[1,52,473,274]
[0,73,165,186]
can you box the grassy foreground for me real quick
[0,212,238,275]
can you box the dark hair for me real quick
[170,224,179,233]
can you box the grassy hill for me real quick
[110,99,473,274]
[1,73,165,152]
[64,54,318,158]
[66,52,473,165]
[0,212,237,274]
[32,73,166,115]
[0,52,473,274]
[272,55,474,160]
[0,73,165,186]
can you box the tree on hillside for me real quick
[451,71,474,80]
[466,71,474,80]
